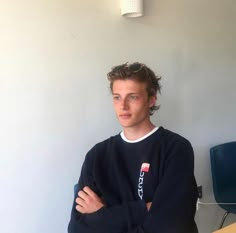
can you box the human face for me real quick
[112,79,156,130]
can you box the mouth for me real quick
[119,114,131,119]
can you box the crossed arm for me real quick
[75,186,152,214]
[69,140,198,233]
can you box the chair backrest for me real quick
[74,183,79,196]
[210,141,236,207]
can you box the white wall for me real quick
[0,0,235,233]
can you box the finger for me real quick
[78,190,94,206]
[83,186,101,201]
[75,197,86,206]
[146,202,152,211]
[76,204,85,213]
[78,190,89,200]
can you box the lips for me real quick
[119,114,131,119]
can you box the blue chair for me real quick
[210,141,236,229]
[74,184,79,196]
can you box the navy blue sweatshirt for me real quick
[68,127,198,233]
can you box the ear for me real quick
[149,95,157,107]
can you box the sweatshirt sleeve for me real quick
[68,150,148,233]
[127,138,198,233]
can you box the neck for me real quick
[123,122,156,141]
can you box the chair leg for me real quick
[218,211,230,229]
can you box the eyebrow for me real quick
[112,92,139,95]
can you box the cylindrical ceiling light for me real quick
[120,0,144,18]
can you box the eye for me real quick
[129,95,138,100]
[113,95,121,101]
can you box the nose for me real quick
[121,98,129,110]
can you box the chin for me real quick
[118,121,131,128]
[120,122,135,129]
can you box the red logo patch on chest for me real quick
[141,163,150,172]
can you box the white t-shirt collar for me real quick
[120,126,159,143]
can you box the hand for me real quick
[75,186,105,214]
[146,202,152,211]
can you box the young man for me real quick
[68,62,198,233]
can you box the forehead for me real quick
[112,79,147,94]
